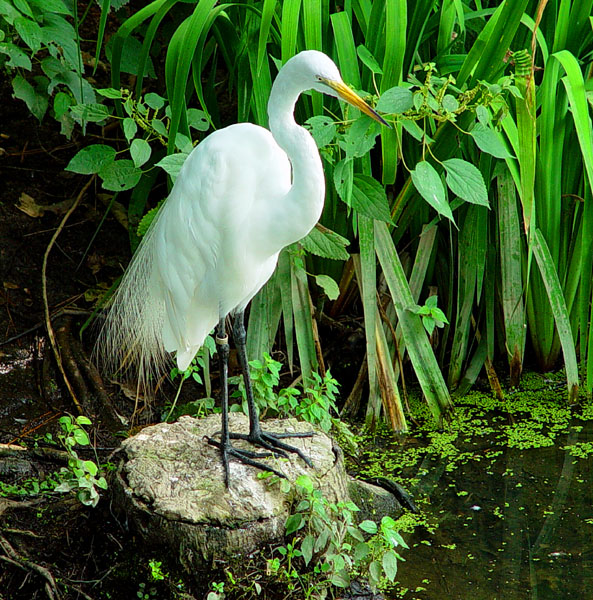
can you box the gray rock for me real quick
[113,414,400,570]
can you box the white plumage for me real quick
[98,50,385,391]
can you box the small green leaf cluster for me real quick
[267,474,407,596]
[52,415,108,507]
[305,114,391,225]
[294,371,340,433]
[408,295,449,336]
[0,471,62,498]
[65,88,210,191]
[206,581,225,600]
[230,352,284,419]
[165,335,217,422]
[227,354,340,432]
[148,559,167,581]
[0,0,94,134]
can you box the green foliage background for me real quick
[3,0,593,426]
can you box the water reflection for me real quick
[392,420,593,599]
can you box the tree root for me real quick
[0,534,61,600]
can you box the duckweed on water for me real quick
[351,371,593,574]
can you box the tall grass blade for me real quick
[375,221,452,421]
[375,310,407,432]
[381,0,407,184]
[281,0,302,62]
[356,216,380,424]
[497,169,525,385]
[532,229,579,402]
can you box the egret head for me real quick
[285,50,388,127]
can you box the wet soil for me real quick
[0,50,232,594]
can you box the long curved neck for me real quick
[267,70,325,246]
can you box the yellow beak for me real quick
[321,79,390,127]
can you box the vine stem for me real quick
[42,176,95,414]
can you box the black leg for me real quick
[208,316,287,485]
[230,310,314,468]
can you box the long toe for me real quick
[206,436,286,483]
[231,430,314,468]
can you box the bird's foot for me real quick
[230,429,314,468]
[206,437,287,484]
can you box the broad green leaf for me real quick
[470,122,513,159]
[99,159,142,191]
[357,44,383,74]
[411,161,453,221]
[73,428,89,445]
[315,274,339,300]
[382,549,398,581]
[376,86,414,114]
[443,158,489,207]
[144,92,165,109]
[354,542,370,562]
[314,528,330,553]
[70,103,111,123]
[53,91,72,119]
[40,14,78,69]
[51,69,95,104]
[295,474,314,493]
[152,118,167,137]
[54,481,74,493]
[369,560,381,584]
[29,0,70,14]
[284,513,303,535]
[76,416,92,425]
[330,571,350,588]
[442,94,459,112]
[359,519,378,534]
[123,117,137,141]
[83,460,98,476]
[346,525,365,542]
[305,115,337,148]
[351,174,391,222]
[174,133,193,154]
[301,534,314,565]
[12,74,47,121]
[0,0,22,23]
[14,16,42,53]
[130,138,151,168]
[342,116,380,159]
[333,158,353,203]
[187,108,209,131]
[155,153,188,179]
[476,105,490,125]
[300,225,350,261]
[401,119,429,142]
[65,144,115,174]
[97,88,123,99]
[0,43,31,69]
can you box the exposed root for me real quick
[0,534,61,600]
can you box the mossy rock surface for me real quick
[114,414,353,568]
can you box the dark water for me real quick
[388,413,593,600]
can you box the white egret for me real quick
[98,50,387,484]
